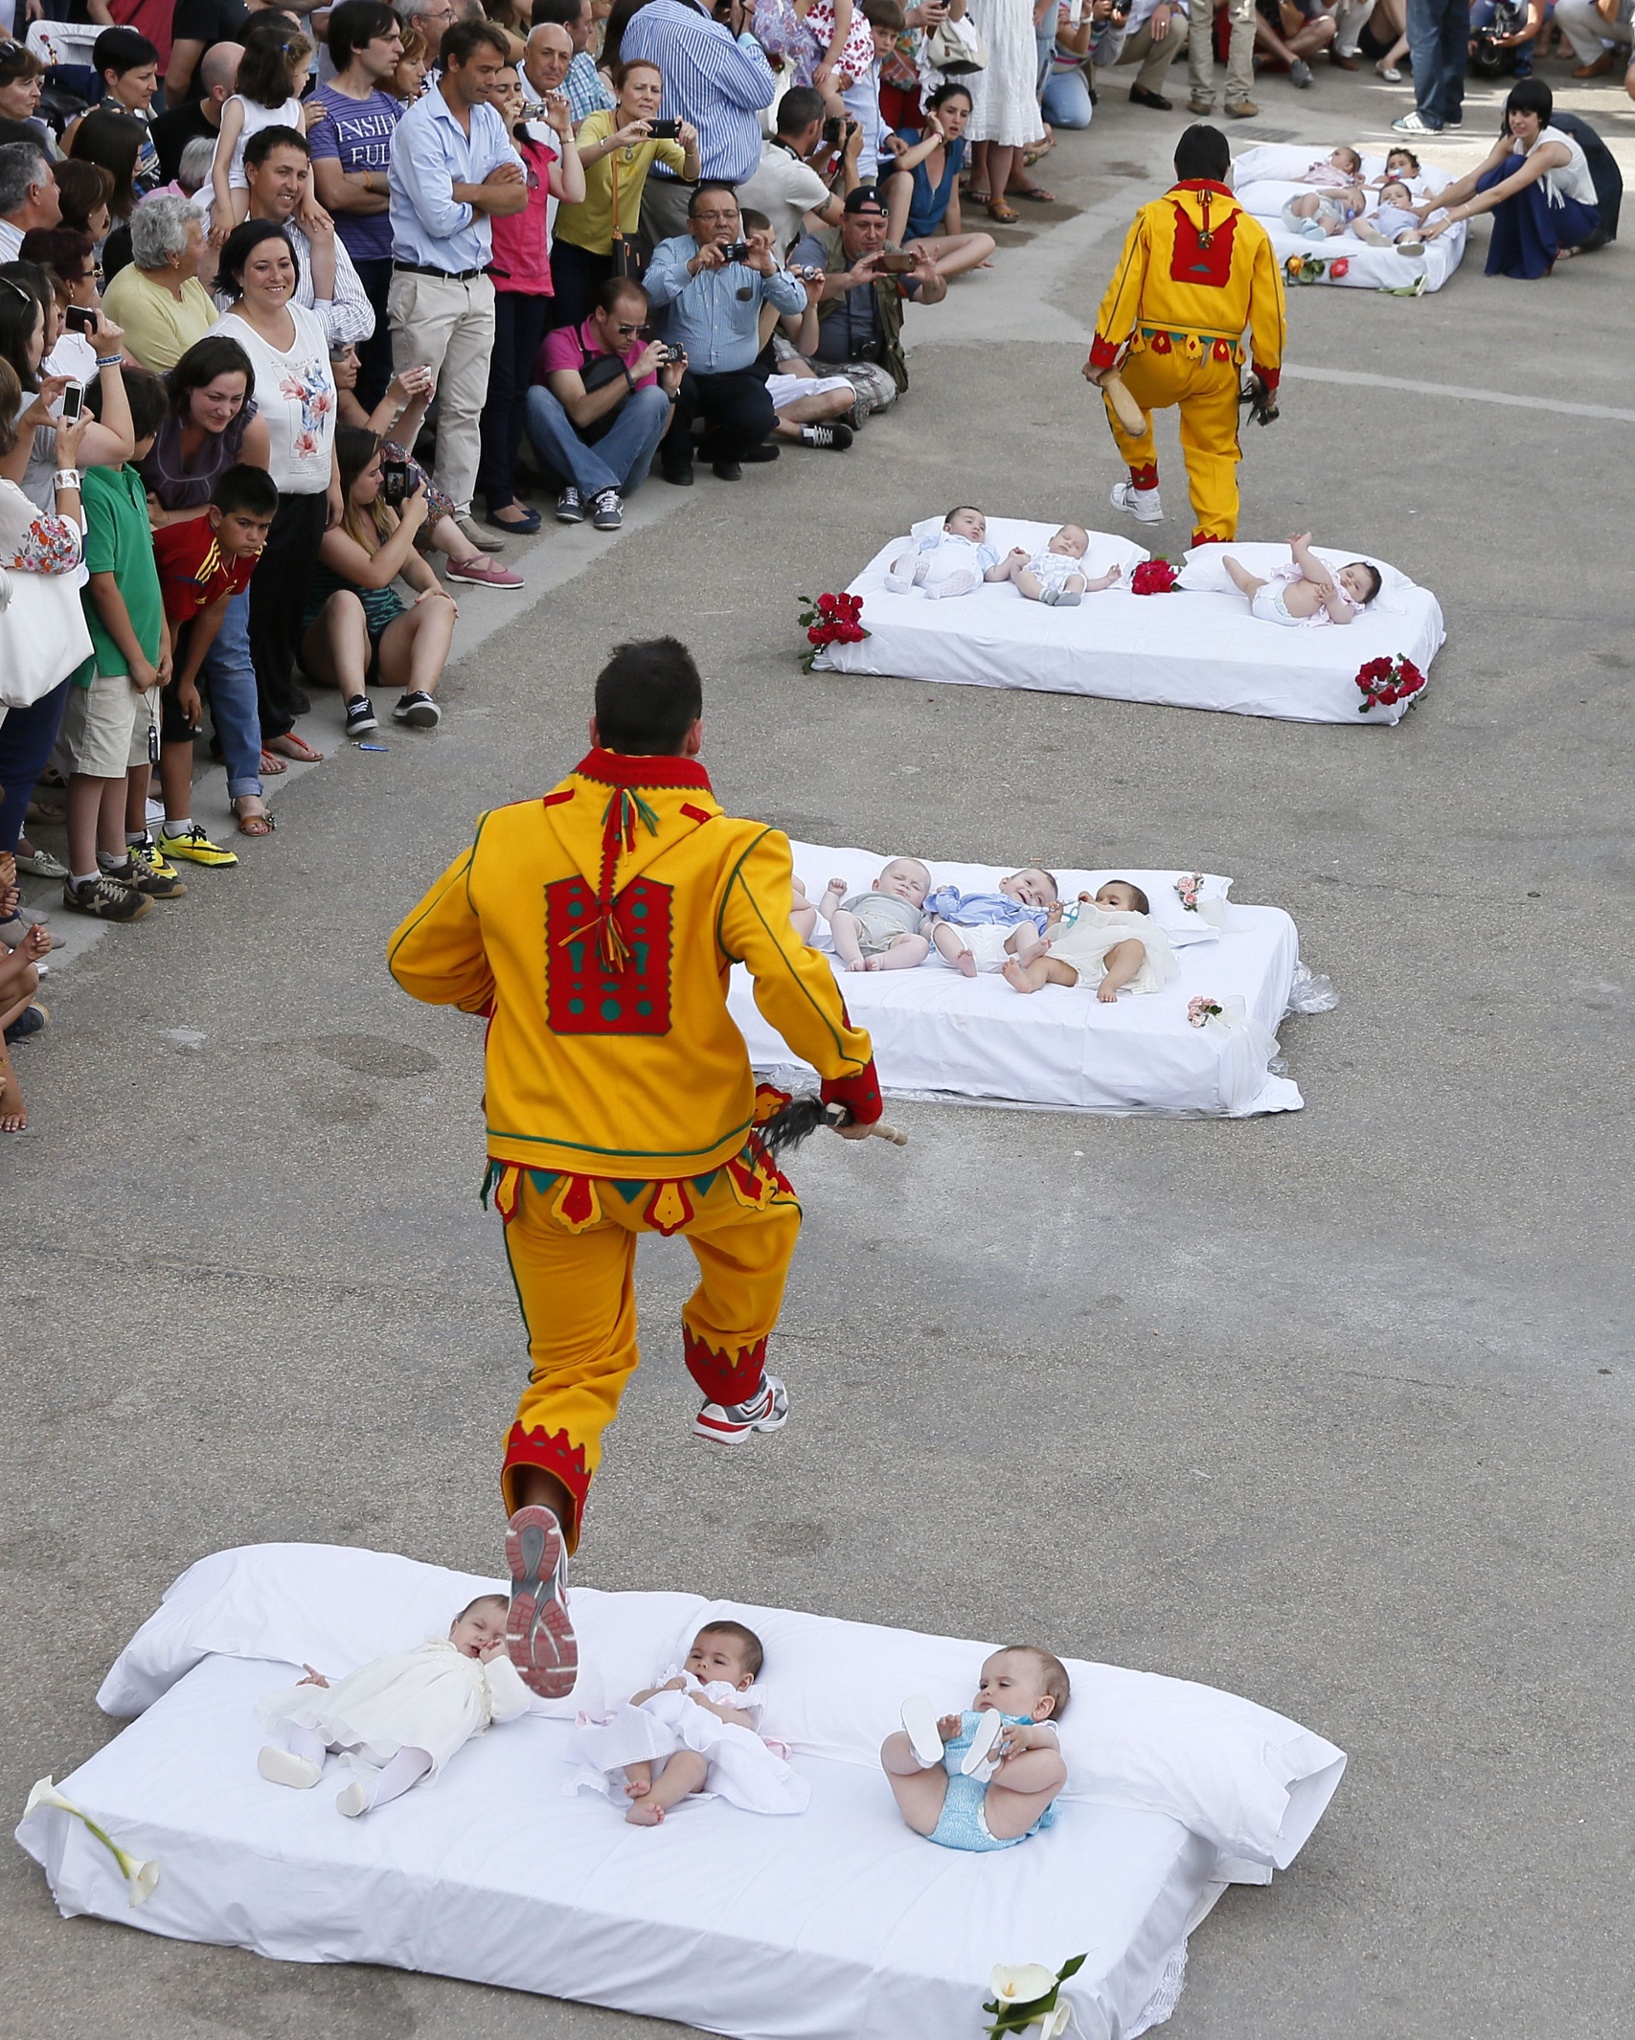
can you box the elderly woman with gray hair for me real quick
[101,192,217,373]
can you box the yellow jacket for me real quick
[1090,180,1286,390]
[388,748,880,1178]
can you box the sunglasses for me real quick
[613,320,642,335]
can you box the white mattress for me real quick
[15,1543,1347,2040]
[814,518,1444,724]
[730,845,1306,1117]
[1231,143,1468,292]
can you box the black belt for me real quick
[392,260,489,281]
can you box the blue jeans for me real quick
[523,383,672,498]
[1405,0,1467,124]
[200,589,262,802]
[0,676,71,856]
[1043,64,1094,126]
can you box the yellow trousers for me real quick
[1105,346,1244,545]
[494,1153,801,1548]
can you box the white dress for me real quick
[1047,904,1180,993]
[258,1640,531,1775]
[571,1666,811,1816]
[964,0,1046,148]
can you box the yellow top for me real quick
[101,266,219,376]
[1089,180,1286,389]
[388,748,881,1177]
[553,111,687,255]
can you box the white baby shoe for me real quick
[258,1745,322,1790]
[901,1695,945,1769]
[960,1708,1006,1778]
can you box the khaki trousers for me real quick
[1109,17,1187,91]
[1188,0,1256,104]
[387,267,495,518]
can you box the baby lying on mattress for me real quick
[884,508,1119,607]
[1002,880,1180,1001]
[1223,532,1381,629]
[923,868,1060,974]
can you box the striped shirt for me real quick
[617,0,776,183]
[562,50,615,123]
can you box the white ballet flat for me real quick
[960,1708,1006,1777]
[900,1695,944,1769]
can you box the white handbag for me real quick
[0,561,93,709]
[923,13,988,73]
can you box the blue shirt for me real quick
[643,233,805,373]
[561,50,615,124]
[923,886,1049,932]
[387,83,523,273]
[897,126,967,241]
[617,0,775,183]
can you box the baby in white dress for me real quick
[256,1594,530,1817]
[884,506,1000,600]
[1002,879,1180,1000]
[988,524,1122,607]
[574,1621,809,1825]
[819,856,932,971]
[1223,533,1381,628]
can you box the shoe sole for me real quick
[346,720,380,735]
[447,568,524,586]
[504,1505,577,1699]
[68,898,152,922]
[161,847,238,866]
[901,1694,944,1769]
[592,519,622,531]
[394,707,441,728]
[961,1708,1006,1776]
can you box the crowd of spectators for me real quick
[0,0,1624,1128]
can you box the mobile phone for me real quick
[877,249,917,273]
[381,459,411,508]
[648,118,682,139]
[65,304,98,336]
[59,382,84,422]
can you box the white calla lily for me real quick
[1042,2002,1073,2038]
[990,1963,1058,2006]
[22,1774,159,1907]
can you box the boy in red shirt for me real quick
[150,465,280,865]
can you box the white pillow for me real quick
[1231,142,1338,187]
[1176,540,1412,615]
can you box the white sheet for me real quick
[1230,144,1468,293]
[18,1544,1347,2040]
[734,844,1306,1116]
[813,518,1444,724]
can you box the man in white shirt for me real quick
[238,126,378,347]
[737,87,860,253]
[0,140,59,262]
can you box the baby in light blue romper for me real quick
[880,1645,1070,1853]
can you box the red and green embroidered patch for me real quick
[545,874,673,1034]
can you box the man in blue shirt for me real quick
[387,17,526,548]
[644,181,806,482]
[619,0,777,245]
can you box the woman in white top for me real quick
[1414,77,1600,279]
[213,219,340,762]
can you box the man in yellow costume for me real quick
[1085,125,1287,548]
[389,638,882,1698]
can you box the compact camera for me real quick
[719,238,752,262]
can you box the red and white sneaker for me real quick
[693,1374,790,1444]
[504,1504,578,1699]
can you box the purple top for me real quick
[139,401,257,512]
[308,86,402,266]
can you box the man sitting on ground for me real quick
[789,182,946,418]
[740,207,856,452]
[737,86,860,254]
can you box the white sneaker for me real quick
[1391,109,1441,134]
[1110,481,1163,524]
[901,1695,944,1769]
[960,1708,1006,1777]
[258,1745,323,1790]
[693,1374,789,1443]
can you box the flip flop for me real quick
[259,749,289,776]
[960,1707,1006,1776]
[1013,186,1055,202]
[504,1504,578,1700]
[264,731,324,763]
[901,1695,945,1769]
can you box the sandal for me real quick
[985,200,1021,223]
[235,800,277,837]
[264,731,324,763]
[259,748,289,776]
[1013,184,1055,202]
[965,186,991,206]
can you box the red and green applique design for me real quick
[1169,190,1237,286]
[545,873,672,1035]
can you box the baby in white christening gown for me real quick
[256,1594,530,1817]
[573,1620,809,1825]
[1002,879,1180,1000]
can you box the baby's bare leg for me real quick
[622,1760,654,1800]
[932,922,978,977]
[1350,219,1389,245]
[1008,928,1047,966]
[1222,555,1267,601]
[880,1731,951,1836]
[1002,954,1079,994]
[983,1745,1069,1840]
[624,1750,708,1826]
[828,907,867,970]
[1015,569,1045,602]
[1096,936,1146,1002]
[866,932,931,971]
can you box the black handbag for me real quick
[609,148,645,282]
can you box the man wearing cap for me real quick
[789,185,946,418]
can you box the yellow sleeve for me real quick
[1089,209,1152,369]
[718,828,881,1119]
[1245,218,1287,387]
[387,823,498,1015]
[573,110,611,147]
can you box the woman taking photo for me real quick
[213,219,341,765]
[1415,78,1601,279]
[300,425,457,736]
[550,59,697,329]
[882,82,996,279]
[141,333,277,838]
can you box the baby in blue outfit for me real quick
[880,1645,1070,1852]
[883,505,1001,600]
[924,868,1060,976]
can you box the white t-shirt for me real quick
[213,301,336,495]
[738,140,833,254]
[1523,126,1597,210]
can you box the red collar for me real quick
[1172,179,1235,198]
[573,747,713,792]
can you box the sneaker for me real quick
[113,855,186,899]
[1289,56,1312,85]
[799,420,853,451]
[693,1373,790,1444]
[555,485,584,523]
[504,1503,578,1699]
[1443,113,1461,128]
[1110,480,1164,524]
[14,845,68,879]
[62,873,151,922]
[446,556,524,587]
[1391,109,1440,133]
[589,488,623,531]
[1225,95,1260,117]
[127,835,179,883]
[344,695,379,736]
[737,444,780,464]
[393,690,441,728]
[158,822,239,868]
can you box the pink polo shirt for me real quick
[538,316,658,390]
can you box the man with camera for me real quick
[789,184,946,418]
[525,276,689,527]
[644,182,806,482]
[739,86,863,253]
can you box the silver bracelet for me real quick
[53,469,82,490]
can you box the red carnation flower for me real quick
[1130,559,1178,596]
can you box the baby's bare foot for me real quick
[625,1801,665,1826]
[1002,960,1036,994]
[845,958,867,972]
[955,951,977,978]
[1098,985,1119,1003]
